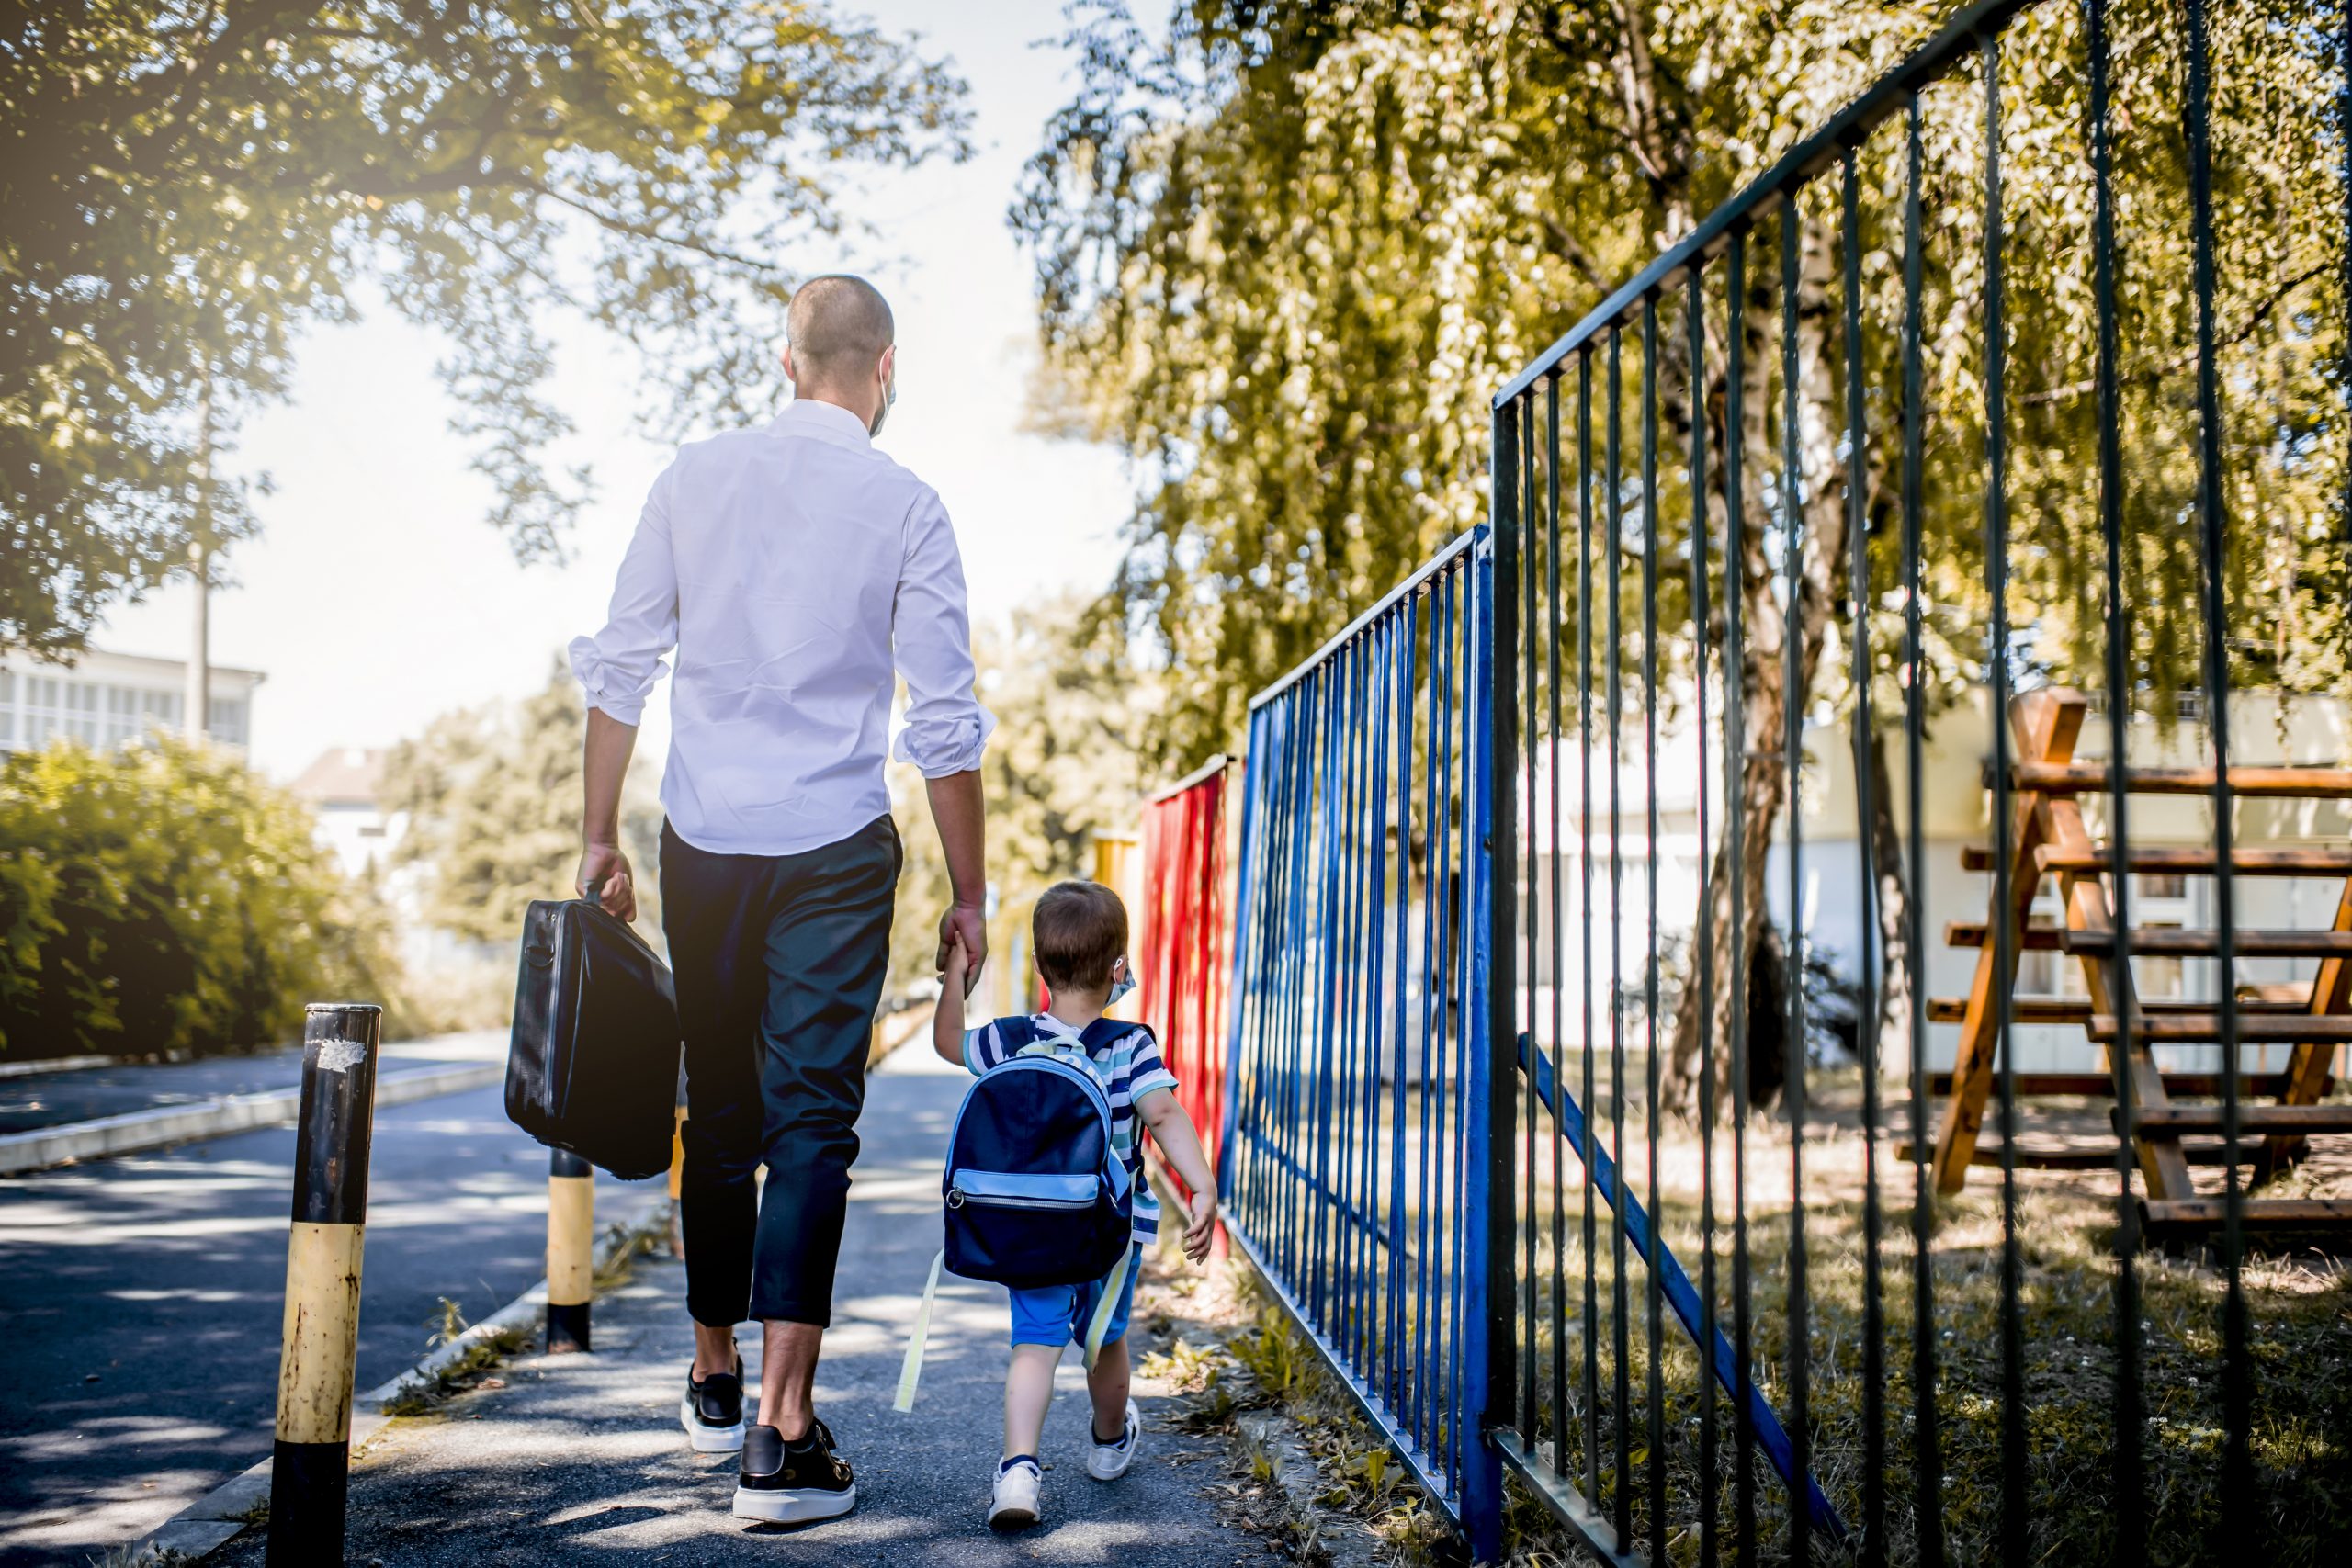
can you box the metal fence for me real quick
[1219,526,1506,1553]
[1225,0,2349,1561]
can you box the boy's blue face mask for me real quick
[1107,957,1136,1006]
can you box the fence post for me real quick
[267,1002,381,1567]
[1466,400,1521,1562]
[548,1148,595,1352]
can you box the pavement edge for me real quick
[130,1189,669,1564]
[0,1063,502,1177]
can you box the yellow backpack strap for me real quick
[1080,1244,1136,1371]
[893,1247,946,1413]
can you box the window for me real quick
[0,668,12,749]
[209,695,248,747]
[2018,886,2086,997]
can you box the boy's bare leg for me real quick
[1003,1344,1061,1458]
[1086,1336,1131,1441]
[761,1319,824,1440]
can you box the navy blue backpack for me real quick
[941,1025,1134,1288]
[895,1021,1136,1410]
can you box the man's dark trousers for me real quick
[660,814,900,1327]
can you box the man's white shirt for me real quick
[570,398,994,856]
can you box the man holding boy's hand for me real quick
[933,880,1219,1529]
[571,274,992,1529]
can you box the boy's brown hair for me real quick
[1031,880,1127,992]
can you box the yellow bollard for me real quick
[268,1002,381,1566]
[547,1148,595,1352]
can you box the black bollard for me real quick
[547,1148,594,1352]
[267,1003,381,1567]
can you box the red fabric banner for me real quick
[1137,761,1229,1206]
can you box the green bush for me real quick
[0,737,408,1059]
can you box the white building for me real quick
[289,747,400,878]
[0,648,261,755]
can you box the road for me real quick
[0,1080,665,1566]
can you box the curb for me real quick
[137,1189,670,1563]
[0,1062,502,1176]
[0,1054,112,1081]
[1235,1411,1384,1568]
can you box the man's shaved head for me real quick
[786,275,894,389]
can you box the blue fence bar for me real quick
[1220,525,1498,1551]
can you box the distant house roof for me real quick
[291,746,387,808]
[0,647,265,685]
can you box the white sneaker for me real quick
[988,1457,1042,1530]
[1085,1399,1140,1481]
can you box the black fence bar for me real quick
[1898,86,1947,1568]
[2086,5,2144,1563]
[1724,220,1758,1568]
[1778,199,1813,1568]
[1639,291,1668,1557]
[2183,0,2251,1539]
[1577,343,1604,1516]
[1981,31,2029,1567]
[1545,368,1570,1498]
[1605,321,1633,1549]
[1840,142,1888,1568]
[1686,255,1719,1568]
[1519,387,1540,1457]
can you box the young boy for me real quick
[932,878,1218,1530]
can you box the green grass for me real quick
[1498,1083,2352,1567]
[1217,1063,2352,1565]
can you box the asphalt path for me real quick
[0,1079,664,1566]
[211,1046,1264,1566]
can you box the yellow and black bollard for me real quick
[267,1002,381,1567]
[547,1148,594,1352]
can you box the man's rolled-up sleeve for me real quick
[891,487,996,777]
[567,465,679,726]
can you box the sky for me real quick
[98,0,1136,783]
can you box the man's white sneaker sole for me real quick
[731,1482,858,1524]
[681,1393,745,1454]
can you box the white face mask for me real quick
[1107,956,1136,1006]
[868,364,897,436]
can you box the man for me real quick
[569,274,990,1526]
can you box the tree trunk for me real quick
[1661,215,1851,1113]
[1864,716,1914,1077]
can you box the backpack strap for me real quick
[1081,1243,1136,1371]
[893,1247,946,1413]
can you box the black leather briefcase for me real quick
[506,895,682,1181]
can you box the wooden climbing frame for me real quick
[1928,688,2352,1237]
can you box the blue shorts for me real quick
[1007,1243,1142,1349]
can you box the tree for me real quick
[1017,0,2352,1110]
[2,1,971,656]
[0,735,406,1056]
[383,660,665,952]
[888,592,1153,997]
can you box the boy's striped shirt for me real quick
[962,1012,1179,1245]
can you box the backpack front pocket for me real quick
[948,1169,1098,1211]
